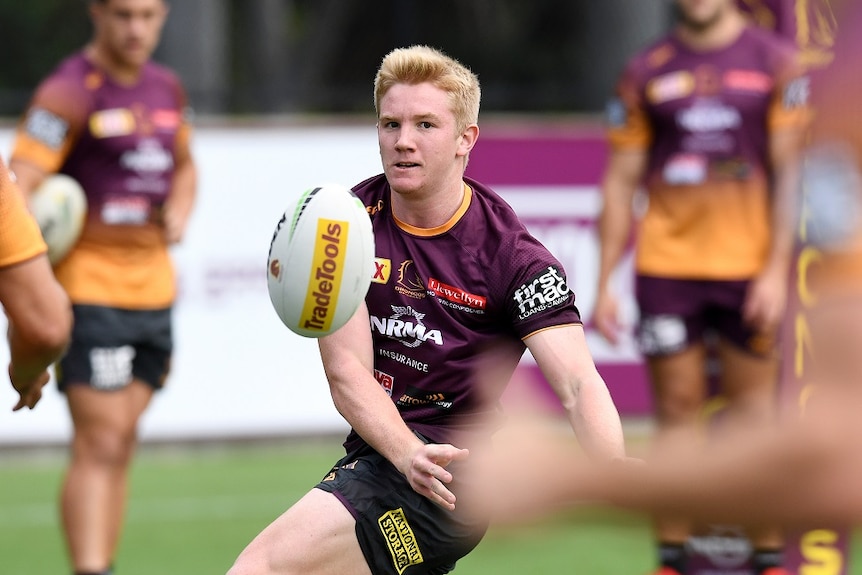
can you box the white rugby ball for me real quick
[29,174,87,264]
[267,184,375,338]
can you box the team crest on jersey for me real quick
[373,258,391,284]
[378,508,424,574]
[512,266,570,321]
[394,260,425,299]
[90,108,136,138]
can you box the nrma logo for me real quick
[370,305,443,348]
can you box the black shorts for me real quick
[56,304,173,392]
[635,275,776,358]
[315,438,488,575]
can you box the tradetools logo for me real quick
[378,508,424,574]
[512,266,570,320]
[299,218,347,333]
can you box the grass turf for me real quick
[0,438,855,575]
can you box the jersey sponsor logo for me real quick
[662,153,707,185]
[378,508,424,574]
[686,525,752,570]
[395,260,425,299]
[366,198,385,216]
[101,196,151,225]
[300,219,348,333]
[427,277,486,311]
[378,348,429,372]
[151,109,182,130]
[373,257,391,284]
[397,387,453,411]
[370,305,443,348]
[120,138,174,175]
[512,265,570,320]
[676,102,742,133]
[89,345,136,391]
[783,76,811,109]
[90,108,136,138]
[646,71,694,104]
[374,369,394,396]
[24,108,69,149]
[723,69,773,94]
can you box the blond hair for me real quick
[374,45,480,134]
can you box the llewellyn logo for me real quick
[378,508,423,574]
[300,218,347,333]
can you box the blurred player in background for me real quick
[9,1,197,574]
[593,0,810,573]
[737,0,837,71]
[0,157,72,411]
[228,45,627,575]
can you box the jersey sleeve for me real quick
[0,159,47,267]
[11,75,88,174]
[768,44,813,131]
[606,57,652,151]
[500,235,582,340]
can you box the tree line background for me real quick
[0,0,673,118]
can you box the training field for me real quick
[0,438,856,575]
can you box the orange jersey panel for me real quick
[0,161,47,267]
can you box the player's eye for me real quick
[419,121,433,129]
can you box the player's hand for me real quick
[8,363,50,411]
[743,266,787,333]
[161,205,186,244]
[593,289,623,345]
[404,442,469,510]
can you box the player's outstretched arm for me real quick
[525,323,626,461]
[1,253,71,410]
[318,303,468,510]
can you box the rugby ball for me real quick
[267,184,375,338]
[29,174,87,264]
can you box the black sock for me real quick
[658,541,687,573]
[74,567,112,575]
[752,548,783,574]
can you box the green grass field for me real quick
[0,438,855,575]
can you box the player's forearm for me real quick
[7,320,68,386]
[597,170,638,291]
[567,373,626,461]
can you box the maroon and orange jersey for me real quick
[346,175,581,452]
[738,0,837,69]
[0,157,46,268]
[608,25,810,280]
[11,52,193,309]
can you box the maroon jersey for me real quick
[608,25,810,279]
[12,51,193,308]
[347,175,581,451]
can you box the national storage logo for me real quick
[378,507,424,573]
[300,218,347,333]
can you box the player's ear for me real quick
[457,124,479,157]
